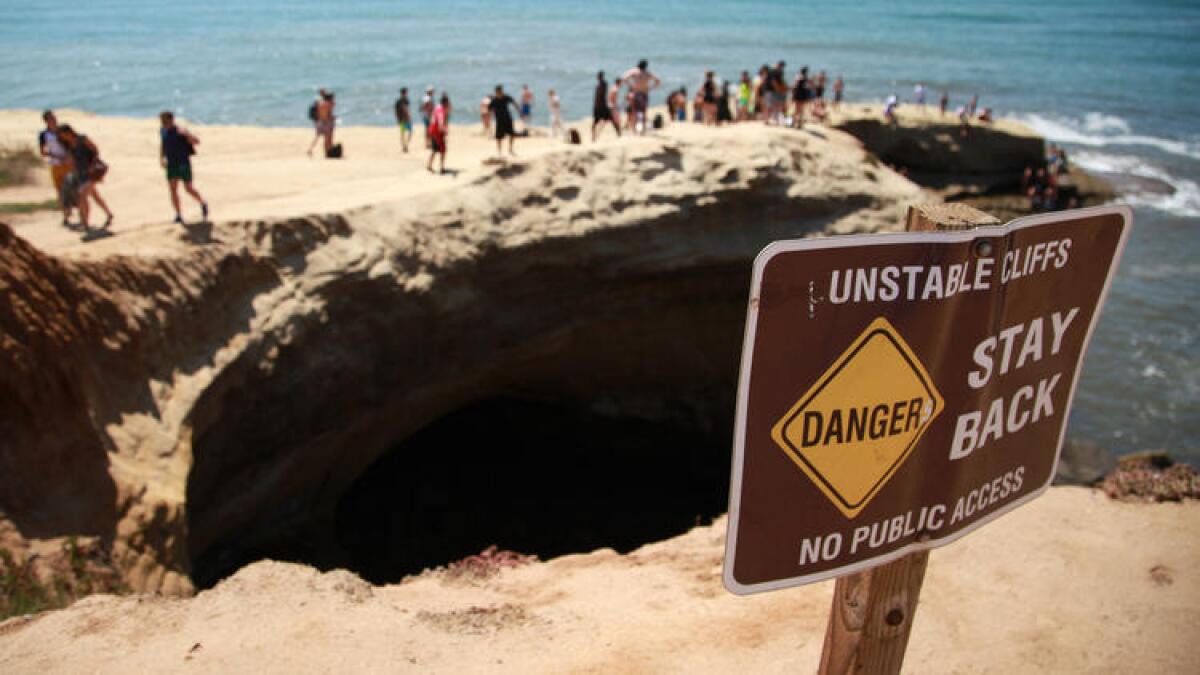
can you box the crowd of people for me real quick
[33,57,1011,236]
[1024,143,1079,212]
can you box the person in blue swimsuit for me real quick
[520,84,534,127]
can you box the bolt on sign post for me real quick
[723,204,1131,672]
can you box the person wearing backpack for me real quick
[56,124,113,232]
[160,111,209,225]
[307,89,336,157]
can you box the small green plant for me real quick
[0,537,130,620]
[0,199,59,215]
[0,548,54,619]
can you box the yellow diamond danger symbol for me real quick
[771,317,944,519]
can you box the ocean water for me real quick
[3,0,1198,461]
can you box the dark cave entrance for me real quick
[334,395,731,584]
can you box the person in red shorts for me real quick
[426,94,450,174]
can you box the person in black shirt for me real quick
[700,71,717,125]
[394,87,413,153]
[791,67,809,129]
[160,111,208,225]
[717,80,733,124]
[56,124,113,232]
[488,84,521,156]
[591,71,620,142]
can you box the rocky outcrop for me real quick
[1,127,924,592]
[834,113,1045,177]
[832,110,1113,215]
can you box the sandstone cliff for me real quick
[832,106,1113,217]
[1,125,924,593]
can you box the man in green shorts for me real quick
[160,111,209,225]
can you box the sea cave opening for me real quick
[332,394,732,584]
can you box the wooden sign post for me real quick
[722,201,1130,673]
[818,204,1000,675]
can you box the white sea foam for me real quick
[1070,150,1200,218]
[1122,179,1200,218]
[1019,112,1200,161]
[1082,112,1131,135]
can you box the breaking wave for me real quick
[1018,112,1200,161]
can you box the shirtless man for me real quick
[608,77,624,132]
[620,59,661,134]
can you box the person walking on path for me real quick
[489,84,521,156]
[394,87,413,152]
[591,71,620,141]
[38,110,73,226]
[307,89,336,157]
[621,59,661,134]
[159,111,208,225]
[548,88,563,138]
[56,124,113,232]
[426,94,450,174]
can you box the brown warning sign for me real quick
[724,206,1131,595]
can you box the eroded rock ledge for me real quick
[2,126,928,593]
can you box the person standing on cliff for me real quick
[394,87,413,153]
[520,84,534,128]
[832,75,844,110]
[939,90,949,117]
[421,86,435,148]
[621,59,661,134]
[914,82,927,110]
[548,88,563,138]
[489,84,521,156]
[160,111,209,225]
[591,72,619,141]
[38,110,73,226]
[306,89,336,158]
[426,94,450,174]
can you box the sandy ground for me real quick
[0,487,1195,674]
